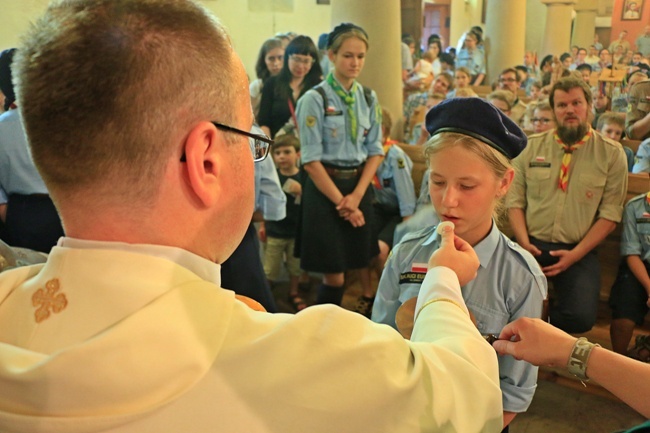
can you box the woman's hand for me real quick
[344,208,365,227]
[336,192,362,215]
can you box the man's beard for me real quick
[557,121,589,144]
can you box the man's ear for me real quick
[183,121,222,207]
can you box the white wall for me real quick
[0,0,332,81]
[449,0,483,48]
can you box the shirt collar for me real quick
[58,237,221,285]
[424,221,500,268]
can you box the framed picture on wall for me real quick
[621,0,643,20]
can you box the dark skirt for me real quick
[296,174,378,274]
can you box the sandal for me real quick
[287,292,308,312]
[628,335,650,362]
[353,296,375,318]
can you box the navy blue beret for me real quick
[425,98,527,159]
[328,23,368,49]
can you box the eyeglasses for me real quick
[179,122,273,163]
[531,118,553,124]
[289,55,315,65]
[213,122,273,162]
[499,78,517,83]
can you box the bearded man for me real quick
[507,76,628,334]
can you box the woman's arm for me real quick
[493,317,650,418]
[303,161,344,206]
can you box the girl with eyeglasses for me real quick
[250,38,284,119]
[295,23,383,307]
[257,36,322,139]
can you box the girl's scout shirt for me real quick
[373,145,416,217]
[621,193,650,263]
[372,222,547,414]
[296,77,384,167]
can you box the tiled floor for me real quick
[270,272,647,433]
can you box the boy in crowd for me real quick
[597,113,634,172]
[609,189,650,361]
[530,101,556,134]
[260,134,305,311]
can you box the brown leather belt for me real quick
[323,165,362,179]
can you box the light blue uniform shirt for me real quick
[632,139,650,174]
[372,222,547,413]
[252,125,285,221]
[373,145,416,217]
[621,193,650,263]
[296,78,383,167]
[456,48,486,77]
[0,109,49,204]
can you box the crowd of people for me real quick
[0,1,650,431]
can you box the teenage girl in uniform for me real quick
[296,23,383,306]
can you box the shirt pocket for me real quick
[357,114,371,144]
[526,168,552,199]
[576,173,606,205]
[636,220,650,245]
[323,115,345,146]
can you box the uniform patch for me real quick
[306,116,316,127]
[397,158,405,169]
[529,161,551,168]
[399,272,426,284]
[411,262,428,272]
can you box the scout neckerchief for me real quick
[372,139,398,189]
[555,128,592,192]
[327,72,358,142]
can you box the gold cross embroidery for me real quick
[32,279,68,323]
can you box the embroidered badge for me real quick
[535,156,545,162]
[32,279,68,323]
[306,116,316,127]
[397,158,405,169]
[411,262,428,273]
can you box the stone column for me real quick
[540,0,577,57]
[331,0,403,139]
[571,0,598,49]
[484,0,526,83]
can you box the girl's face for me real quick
[454,71,470,88]
[264,47,285,76]
[428,145,512,246]
[288,53,314,80]
[428,42,440,58]
[600,50,610,62]
[330,37,367,82]
[464,36,477,50]
[594,93,609,110]
[562,56,573,68]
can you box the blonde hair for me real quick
[424,132,512,220]
[329,29,369,53]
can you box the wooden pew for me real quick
[397,143,426,197]
[622,138,642,155]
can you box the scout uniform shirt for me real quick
[297,78,383,167]
[373,144,416,217]
[507,129,628,244]
[621,193,650,262]
[372,222,547,414]
[626,81,650,140]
